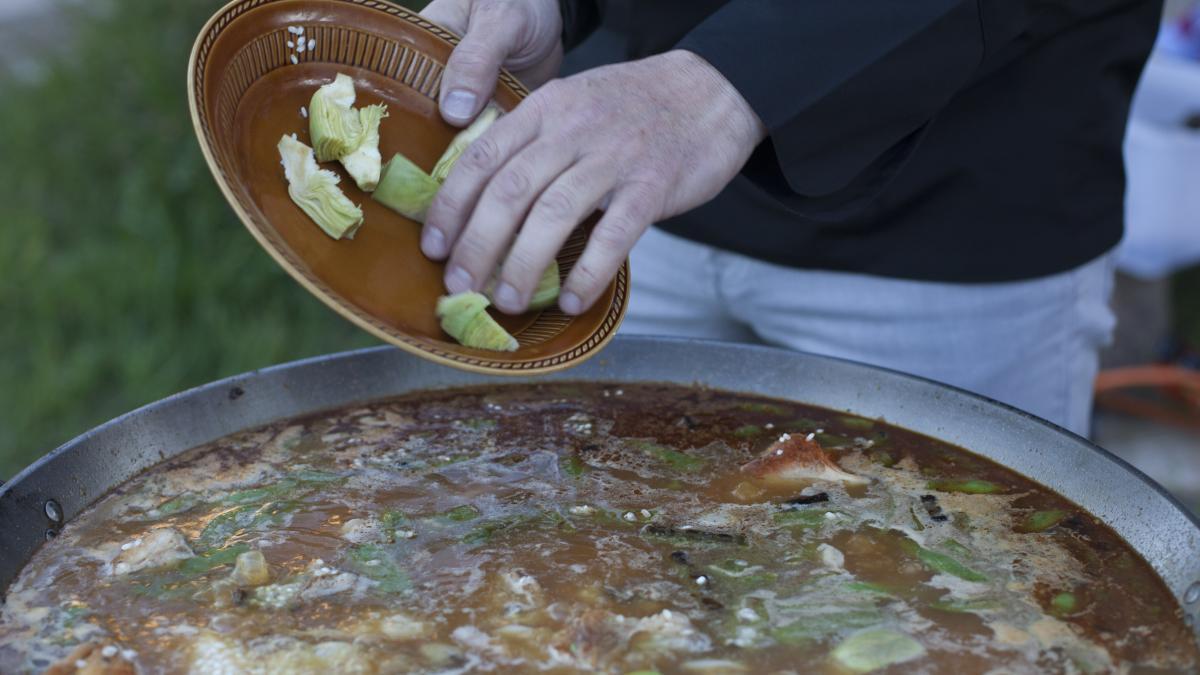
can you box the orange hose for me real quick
[1094,365,1200,431]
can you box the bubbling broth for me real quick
[1,383,1196,674]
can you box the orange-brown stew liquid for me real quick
[1,384,1196,674]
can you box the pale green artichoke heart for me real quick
[341,103,388,192]
[436,292,519,352]
[277,134,363,240]
[309,73,362,163]
[373,153,441,223]
[431,104,501,183]
[831,629,926,673]
[309,74,389,192]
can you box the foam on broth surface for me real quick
[1,383,1196,674]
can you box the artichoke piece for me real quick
[277,134,363,240]
[373,153,441,223]
[230,550,270,587]
[831,629,926,673]
[484,260,561,311]
[309,73,363,163]
[431,104,501,183]
[342,103,388,192]
[309,74,389,191]
[436,292,518,352]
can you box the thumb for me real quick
[436,3,526,126]
[419,0,471,34]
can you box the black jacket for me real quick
[560,0,1161,282]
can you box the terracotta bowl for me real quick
[188,0,629,374]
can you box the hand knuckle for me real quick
[431,188,464,217]
[455,234,492,267]
[505,248,542,279]
[535,188,577,221]
[571,262,604,290]
[591,220,633,253]
[492,167,531,203]
[462,136,501,172]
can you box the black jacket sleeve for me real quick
[559,0,605,51]
[675,0,988,208]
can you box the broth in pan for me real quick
[1,383,1196,674]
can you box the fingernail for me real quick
[442,89,477,122]
[560,291,583,315]
[422,227,447,259]
[493,282,521,312]
[446,265,473,293]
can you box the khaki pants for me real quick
[620,227,1117,437]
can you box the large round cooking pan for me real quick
[2,336,1198,641]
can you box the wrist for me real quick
[667,49,768,149]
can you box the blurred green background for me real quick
[0,0,1197,479]
[0,0,432,478]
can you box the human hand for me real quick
[421,49,768,315]
[421,0,564,125]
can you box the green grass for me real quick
[0,1,446,477]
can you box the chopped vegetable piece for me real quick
[930,598,1003,613]
[838,416,876,430]
[436,292,519,352]
[431,105,501,182]
[380,510,408,529]
[291,468,343,483]
[736,402,790,415]
[221,471,342,506]
[373,152,441,222]
[784,418,821,432]
[560,454,587,478]
[939,539,972,559]
[278,134,363,239]
[309,74,361,161]
[1051,591,1078,615]
[831,629,926,673]
[926,479,1004,495]
[898,538,987,582]
[1016,509,1070,533]
[154,494,201,516]
[342,103,388,191]
[454,417,498,431]
[630,439,707,472]
[442,504,482,522]
[869,450,896,467]
[733,425,762,438]
[462,513,541,546]
[346,545,411,593]
[844,581,893,596]
[814,433,852,448]
[642,525,747,546]
[177,543,250,575]
[230,550,270,586]
[194,501,297,551]
[771,609,882,647]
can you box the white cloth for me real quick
[1118,50,1200,280]
[621,227,1117,436]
